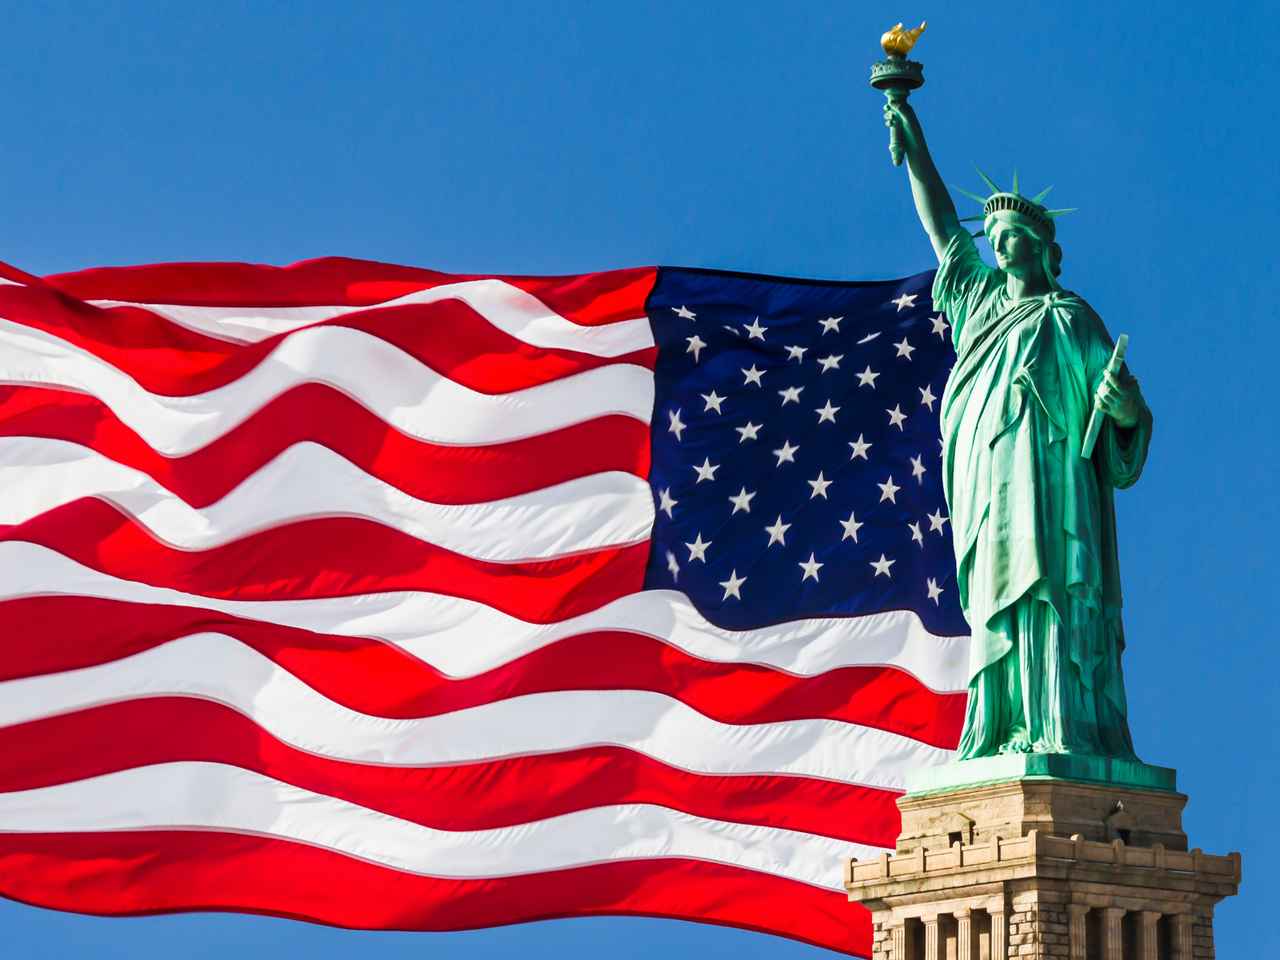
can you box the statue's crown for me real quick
[953,165,1075,239]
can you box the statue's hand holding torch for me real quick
[883,99,924,160]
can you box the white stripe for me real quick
[0,544,972,692]
[0,320,654,454]
[0,633,952,790]
[87,278,655,356]
[0,763,873,890]
[0,438,654,562]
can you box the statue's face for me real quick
[989,222,1043,279]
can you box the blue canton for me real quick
[642,266,967,637]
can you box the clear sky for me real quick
[2,0,1276,956]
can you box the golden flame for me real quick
[880,21,926,56]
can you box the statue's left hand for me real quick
[1095,370,1141,428]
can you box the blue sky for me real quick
[2,0,1276,956]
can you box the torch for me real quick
[870,22,926,167]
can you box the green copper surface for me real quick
[903,755,1177,797]
[881,82,1154,765]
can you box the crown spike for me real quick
[951,185,990,205]
[1011,168,1020,196]
[958,214,986,222]
[971,228,987,238]
[1031,185,1053,204]
[972,163,1002,195]
[1044,208,1076,219]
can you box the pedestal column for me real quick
[1171,914,1194,960]
[988,904,1007,960]
[954,907,973,960]
[1138,910,1160,960]
[1067,904,1088,960]
[890,920,908,960]
[1099,907,1125,960]
[921,914,940,960]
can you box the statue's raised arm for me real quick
[882,102,964,262]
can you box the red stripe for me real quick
[0,830,870,956]
[0,286,655,398]
[0,700,901,845]
[42,257,657,325]
[0,597,963,747]
[0,499,647,618]
[0,386,651,506]
[0,259,48,287]
[325,300,657,392]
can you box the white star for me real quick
[807,472,832,499]
[919,384,937,410]
[892,293,918,312]
[930,314,949,338]
[701,390,725,413]
[668,408,686,440]
[856,366,880,388]
[778,385,803,405]
[673,305,696,320]
[887,405,907,430]
[840,510,864,542]
[894,337,916,360]
[742,365,765,386]
[786,345,808,361]
[719,569,746,600]
[685,533,711,562]
[728,487,756,514]
[857,332,881,344]
[926,577,944,604]
[815,400,840,424]
[819,316,843,334]
[848,434,872,460]
[799,552,824,582]
[686,335,707,362]
[909,521,924,546]
[765,515,792,547]
[871,554,896,577]
[910,454,927,482]
[735,421,762,442]
[693,457,719,483]
[772,440,799,465]
[743,318,766,340]
[928,508,949,533]
[666,549,680,580]
[658,488,677,517]
[878,476,901,503]
[817,354,843,372]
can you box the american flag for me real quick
[0,257,969,957]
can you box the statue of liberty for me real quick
[884,99,1154,760]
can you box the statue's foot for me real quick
[1031,740,1070,755]
[998,738,1033,755]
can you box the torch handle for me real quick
[883,87,910,167]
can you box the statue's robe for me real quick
[934,234,1152,759]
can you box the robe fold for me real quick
[933,233,1152,759]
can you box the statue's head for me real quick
[988,217,1058,284]
[954,167,1073,288]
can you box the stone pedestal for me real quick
[845,767,1241,959]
